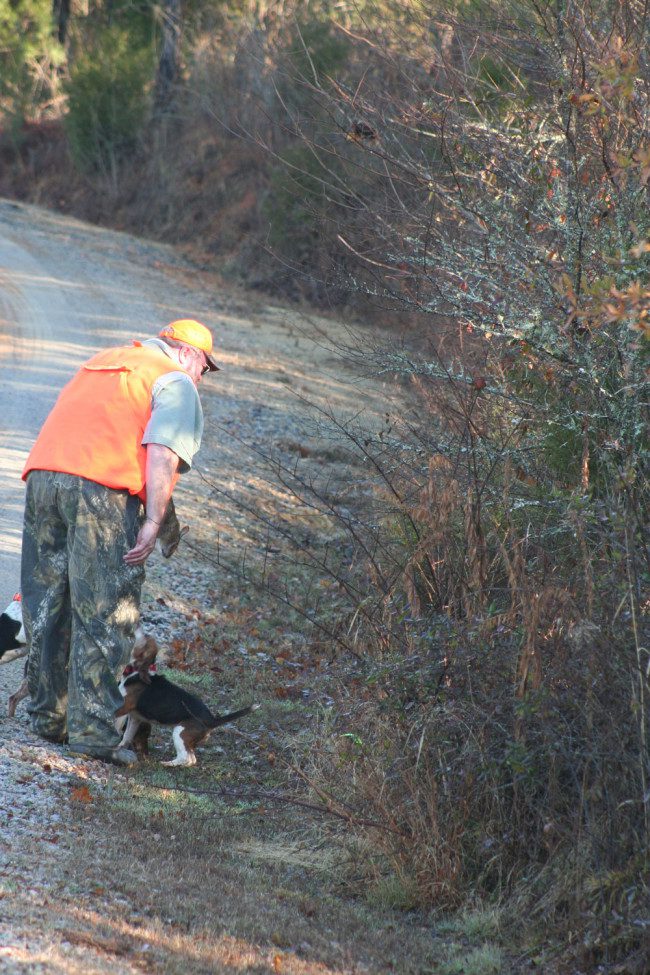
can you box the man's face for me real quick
[180,345,210,385]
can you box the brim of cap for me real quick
[205,353,220,372]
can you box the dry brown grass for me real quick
[58,769,473,975]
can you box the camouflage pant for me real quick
[21,471,145,749]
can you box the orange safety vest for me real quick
[23,342,191,501]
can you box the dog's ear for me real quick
[133,636,159,682]
[142,636,159,663]
[132,634,159,668]
[137,661,157,685]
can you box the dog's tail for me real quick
[207,703,259,729]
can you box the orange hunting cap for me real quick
[159,319,220,371]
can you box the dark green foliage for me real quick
[286,13,350,82]
[264,146,330,258]
[64,28,153,175]
[0,0,64,127]
[77,0,158,47]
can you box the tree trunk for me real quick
[52,0,70,46]
[154,0,181,116]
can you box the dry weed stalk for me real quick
[408,457,464,614]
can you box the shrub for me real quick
[264,145,332,260]
[0,0,64,128]
[64,28,153,179]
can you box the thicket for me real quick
[0,0,63,132]
[0,0,648,967]
[212,0,648,967]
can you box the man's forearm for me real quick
[145,444,180,525]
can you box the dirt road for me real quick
[0,200,459,975]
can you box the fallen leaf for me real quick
[70,784,93,804]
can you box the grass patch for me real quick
[366,874,421,911]
[109,780,219,820]
[158,667,216,691]
[66,779,461,975]
[436,907,503,940]
[234,837,340,875]
[439,944,505,975]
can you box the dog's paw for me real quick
[161,755,196,767]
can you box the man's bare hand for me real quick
[124,443,180,566]
[124,520,159,566]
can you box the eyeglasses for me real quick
[184,345,210,375]
[193,347,210,375]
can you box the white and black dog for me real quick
[0,593,26,663]
[3,604,257,766]
[116,635,257,767]
[0,594,29,717]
